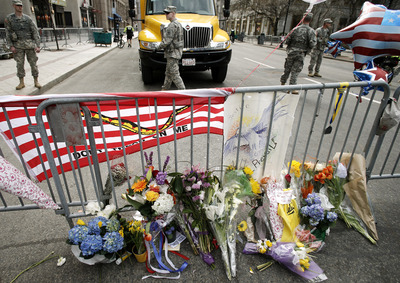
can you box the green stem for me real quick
[10,251,58,283]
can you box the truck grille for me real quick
[183,27,211,49]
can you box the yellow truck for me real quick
[130,0,232,84]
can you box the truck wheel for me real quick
[211,65,228,83]
[141,63,153,84]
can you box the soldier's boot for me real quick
[281,82,285,85]
[34,77,42,89]
[291,90,299,94]
[308,72,314,77]
[16,78,25,90]
[313,73,321,77]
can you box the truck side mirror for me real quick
[223,9,230,18]
[223,0,230,18]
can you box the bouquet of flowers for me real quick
[67,215,124,264]
[314,161,376,244]
[121,152,175,221]
[243,240,327,281]
[203,167,254,280]
[300,192,337,241]
[119,218,148,256]
[169,165,217,267]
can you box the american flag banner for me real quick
[0,89,231,182]
[330,1,400,69]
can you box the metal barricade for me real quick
[0,81,398,227]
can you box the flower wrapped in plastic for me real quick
[67,215,124,264]
[203,167,254,280]
[121,152,175,221]
[243,240,327,281]
[169,165,217,267]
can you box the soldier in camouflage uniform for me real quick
[156,6,185,90]
[5,0,41,90]
[280,13,316,94]
[308,18,333,78]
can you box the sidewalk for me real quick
[0,37,122,97]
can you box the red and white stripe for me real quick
[0,89,231,181]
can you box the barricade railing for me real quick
[0,81,397,227]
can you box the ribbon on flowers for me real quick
[142,233,188,280]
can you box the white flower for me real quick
[335,162,347,179]
[315,163,325,171]
[185,186,192,192]
[152,193,174,215]
[97,204,116,219]
[204,206,216,221]
[85,201,103,215]
[57,257,66,267]
[159,184,168,194]
[199,191,205,201]
[215,203,225,218]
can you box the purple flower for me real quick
[200,252,215,266]
[327,211,338,222]
[156,171,168,185]
[305,192,322,206]
[192,182,201,189]
[163,156,170,172]
[192,195,201,202]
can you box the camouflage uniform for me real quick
[158,18,185,90]
[280,23,316,85]
[5,13,41,78]
[308,26,330,75]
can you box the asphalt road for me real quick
[0,41,399,282]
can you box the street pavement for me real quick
[1,36,399,283]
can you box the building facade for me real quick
[0,0,130,30]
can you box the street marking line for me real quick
[304,77,380,104]
[244,58,275,69]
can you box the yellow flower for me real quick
[243,166,253,176]
[119,229,124,238]
[145,190,160,202]
[76,219,86,226]
[227,165,236,171]
[238,220,248,232]
[250,178,261,194]
[296,242,304,248]
[288,160,302,178]
[129,227,135,233]
[134,220,141,227]
[299,258,310,270]
[98,221,103,228]
[132,179,148,193]
[259,247,267,254]
[266,240,272,247]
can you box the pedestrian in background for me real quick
[124,23,134,47]
[280,13,316,94]
[5,0,41,90]
[308,18,333,77]
[230,29,236,43]
[156,6,185,90]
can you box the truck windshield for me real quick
[146,0,215,16]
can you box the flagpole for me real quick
[282,0,291,35]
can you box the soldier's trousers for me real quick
[162,58,185,90]
[14,48,39,78]
[308,49,323,73]
[280,53,305,85]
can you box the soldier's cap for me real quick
[303,12,313,22]
[324,18,333,24]
[164,6,176,14]
[12,0,23,5]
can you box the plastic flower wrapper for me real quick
[202,168,254,280]
[104,157,130,205]
[314,161,376,244]
[169,165,217,267]
[243,240,327,281]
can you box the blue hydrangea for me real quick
[327,211,338,222]
[106,217,120,232]
[308,204,325,222]
[305,192,322,206]
[88,216,108,235]
[80,234,103,256]
[68,225,89,244]
[103,232,124,253]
